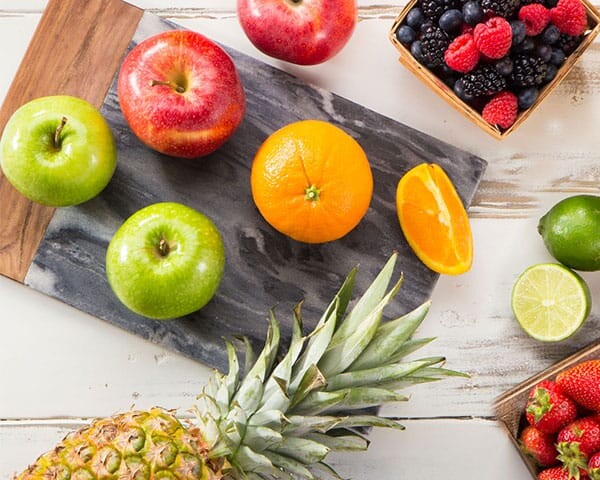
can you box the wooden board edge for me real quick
[0,0,143,282]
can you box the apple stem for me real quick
[158,238,170,257]
[54,117,68,150]
[150,79,185,94]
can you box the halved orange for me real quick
[396,163,473,275]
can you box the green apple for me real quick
[0,95,117,207]
[106,202,225,319]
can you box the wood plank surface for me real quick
[1,5,600,480]
[0,11,598,421]
[0,0,142,281]
[3,1,600,17]
[0,418,532,480]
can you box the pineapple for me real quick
[16,254,463,480]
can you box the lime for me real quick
[511,263,592,342]
[538,195,600,272]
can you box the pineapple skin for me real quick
[17,408,222,480]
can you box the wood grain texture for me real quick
[0,418,533,480]
[1,9,599,479]
[495,342,600,480]
[0,13,598,422]
[3,1,600,15]
[0,0,143,281]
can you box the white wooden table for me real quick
[1,1,598,478]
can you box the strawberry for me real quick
[557,361,600,412]
[520,425,560,467]
[539,467,589,479]
[557,417,600,480]
[589,452,600,480]
[527,380,578,434]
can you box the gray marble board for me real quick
[24,12,487,372]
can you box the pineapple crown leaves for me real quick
[194,254,466,480]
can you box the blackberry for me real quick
[462,64,507,97]
[511,54,548,87]
[420,22,450,67]
[481,0,520,17]
[421,0,458,19]
[556,33,583,55]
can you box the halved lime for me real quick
[511,263,592,342]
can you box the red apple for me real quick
[118,30,245,159]
[237,0,358,66]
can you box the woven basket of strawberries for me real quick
[389,0,600,139]
[496,344,600,480]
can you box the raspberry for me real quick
[445,34,481,72]
[519,4,552,35]
[551,0,588,35]
[461,24,475,35]
[474,17,513,59]
[482,91,518,128]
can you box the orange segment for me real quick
[251,120,373,244]
[396,163,473,275]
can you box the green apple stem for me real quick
[150,79,185,94]
[158,238,170,257]
[54,117,68,150]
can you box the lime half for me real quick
[511,263,592,342]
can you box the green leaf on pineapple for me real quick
[350,301,431,371]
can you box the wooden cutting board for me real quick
[0,0,487,371]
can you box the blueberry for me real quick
[495,57,513,76]
[550,48,566,65]
[462,1,484,26]
[454,78,475,103]
[411,40,426,63]
[542,25,560,45]
[396,25,417,46]
[518,87,539,109]
[515,37,535,52]
[536,44,553,62]
[544,64,558,82]
[439,9,463,33]
[510,20,527,45]
[440,64,456,77]
[444,76,458,88]
[406,8,425,29]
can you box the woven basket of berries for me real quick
[389,0,600,139]
[495,342,600,479]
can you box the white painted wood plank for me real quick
[1,218,597,419]
[0,1,407,12]
[0,419,533,480]
[0,1,598,420]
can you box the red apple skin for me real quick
[238,0,358,66]
[118,30,245,159]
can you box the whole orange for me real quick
[250,120,373,244]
